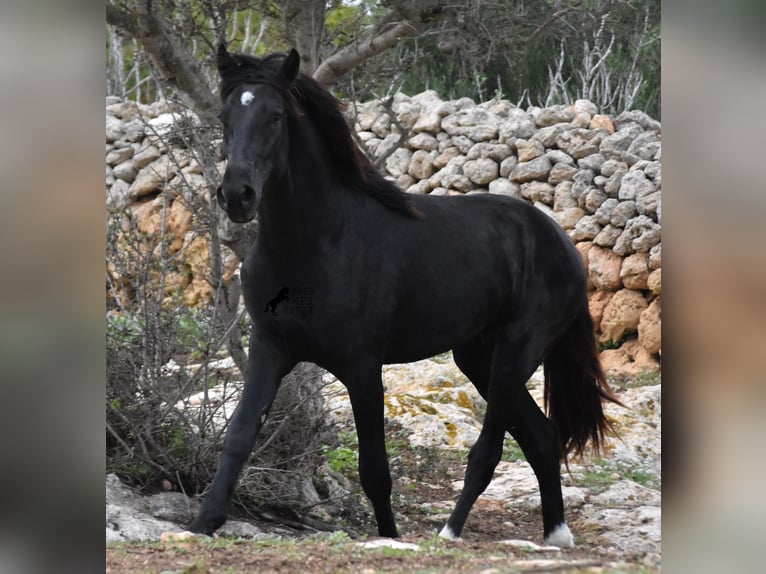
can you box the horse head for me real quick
[215,45,300,223]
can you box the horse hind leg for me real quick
[446,331,572,548]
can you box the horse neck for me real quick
[258,118,349,247]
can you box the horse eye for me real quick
[272,112,282,123]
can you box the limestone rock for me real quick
[604,169,625,197]
[488,179,521,198]
[620,253,650,290]
[106,115,124,143]
[466,142,512,162]
[601,159,628,178]
[647,268,661,295]
[553,207,585,230]
[553,181,577,211]
[610,200,637,228]
[578,153,606,172]
[574,99,598,116]
[462,158,498,185]
[588,246,623,291]
[614,216,661,255]
[385,147,412,178]
[583,187,607,213]
[594,198,619,225]
[498,109,536,142]
[106,474,183,542]
[515,139,545,162]
[575,241,593,271]
[108,179,131,210]
[570,215,601,242]
[593,224,622,248]
[147,492,198,523]
[375,133,401,160]
[600,123,643,156]
[555,128,603,159]
[638,297,661,355]
[499,156,518,178]
[407,132,438,151]
[113,160,137,183]
[599,338,659,375]
[588,290,613,327]
[589,114,615,133]
[441,108,499,141]
[535,104,575,126]
[510,156,552,183]
[532,124,572,148]
[408,149,435,180]
[520,181,554,204]
[548,163,577,184]
[433,147,461,170]
[129,156,178,200]
[618,170,656,202]
[649,243,662,269]
[106,146,134,166]
[600,289,648,343]
[615,110,661,133]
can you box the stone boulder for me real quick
[600,289,648,343]
[638,297,661,355]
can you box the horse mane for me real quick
[219,51,421,218]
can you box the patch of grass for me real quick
[599,335,626,351]
[621,466,661,490]
[576,457,660,492]
[580,467,620,490]
[608,369,661,390]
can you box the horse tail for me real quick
[543,303,624,463]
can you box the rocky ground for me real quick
[106,354,660,573]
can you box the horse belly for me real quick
[381,286,505,363]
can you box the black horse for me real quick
[189,45,622,547]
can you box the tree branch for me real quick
[105,0,219,124]
[314,20,419,86]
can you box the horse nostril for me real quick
[216,186,226,208]
[242,185,256,207]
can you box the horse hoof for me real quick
[189,514,225,536]
[543,523,574,549]
[438,525,459,540]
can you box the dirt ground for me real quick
[106,440,657,574]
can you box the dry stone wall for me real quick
[106,91,661,374]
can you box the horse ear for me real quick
[282,48,300,83]
[216,43,238,76]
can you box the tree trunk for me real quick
[278,0,327,76]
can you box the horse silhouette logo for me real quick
[264,287,290,316]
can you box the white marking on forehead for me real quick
[240,91,255,106]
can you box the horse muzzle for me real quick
[217,164,262,223]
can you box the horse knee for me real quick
[465,433,503,488]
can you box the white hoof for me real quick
[543,523,574,549]
[438,525,459,540]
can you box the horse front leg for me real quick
[189,334,293,535]
[344,366,398,538]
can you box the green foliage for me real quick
[599,335,626,351]
[323,430,359,475]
